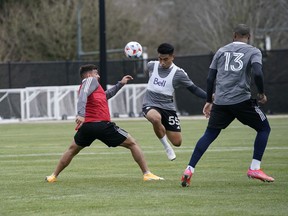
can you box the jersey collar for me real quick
[233,41,246,45]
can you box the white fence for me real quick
[0,84,147,122]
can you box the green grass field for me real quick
[0,117,287,216]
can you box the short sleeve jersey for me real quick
[210,41,262,105]
[142,61,194,111]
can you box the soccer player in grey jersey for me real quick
[181,24,274,187]
[142,43,206,161]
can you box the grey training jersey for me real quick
[142,61,194,111]
[210,41,262,105]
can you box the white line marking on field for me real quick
[0,146,287,158]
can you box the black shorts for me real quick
[142,106,181,132]
[208,99,268,131]
[74,121,128,148]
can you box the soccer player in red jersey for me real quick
[46,64,163,182]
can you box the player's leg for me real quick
[159,109,182,160]
[181,104,233,187]
[235,99,274,182]
[100,122,164,181]
[181,127,221,187]
[144,108,166,138]
[161,109,182,147]
[120,134,148,173]
[188,127,221,167]
[53,141,83,177]
[46,122,95,183]
[166,130,182,146]
[46,141,83,182]
[188,104,232,167]
[120,134,164,181]
[143,107,176,160]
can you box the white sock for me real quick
[186,165,195,173]
[144,171,151,175]
[250,159,261,170]
[160,135,171,149]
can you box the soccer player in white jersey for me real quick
[181,24,274,187]
[142,43,206,161]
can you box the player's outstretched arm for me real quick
[252,63,267,104]
[120,75,133,85]
[105,75,134,99]
[206,69,217,103]
[186,84,207,99]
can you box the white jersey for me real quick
[142,61,195,111]
[147,61,178,96]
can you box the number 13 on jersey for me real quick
[224,52,244,71]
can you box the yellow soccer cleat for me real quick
[45,174,57,183]
[143,172,164,181]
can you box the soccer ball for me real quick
[124,41,142,58]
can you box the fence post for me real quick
[8,61,12,88]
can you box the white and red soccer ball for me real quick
[124,41,142,58]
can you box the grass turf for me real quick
[0,117,287,216]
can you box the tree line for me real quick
[0,0,287,62]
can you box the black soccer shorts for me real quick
[74,121,128,147]
[208,99,268,131]
[143,106,181,132]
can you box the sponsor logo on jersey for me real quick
[153,78,166,87]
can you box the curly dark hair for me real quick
[79,64,98,78]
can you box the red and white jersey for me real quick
[77,77,124,122]
[78,77,110,122]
